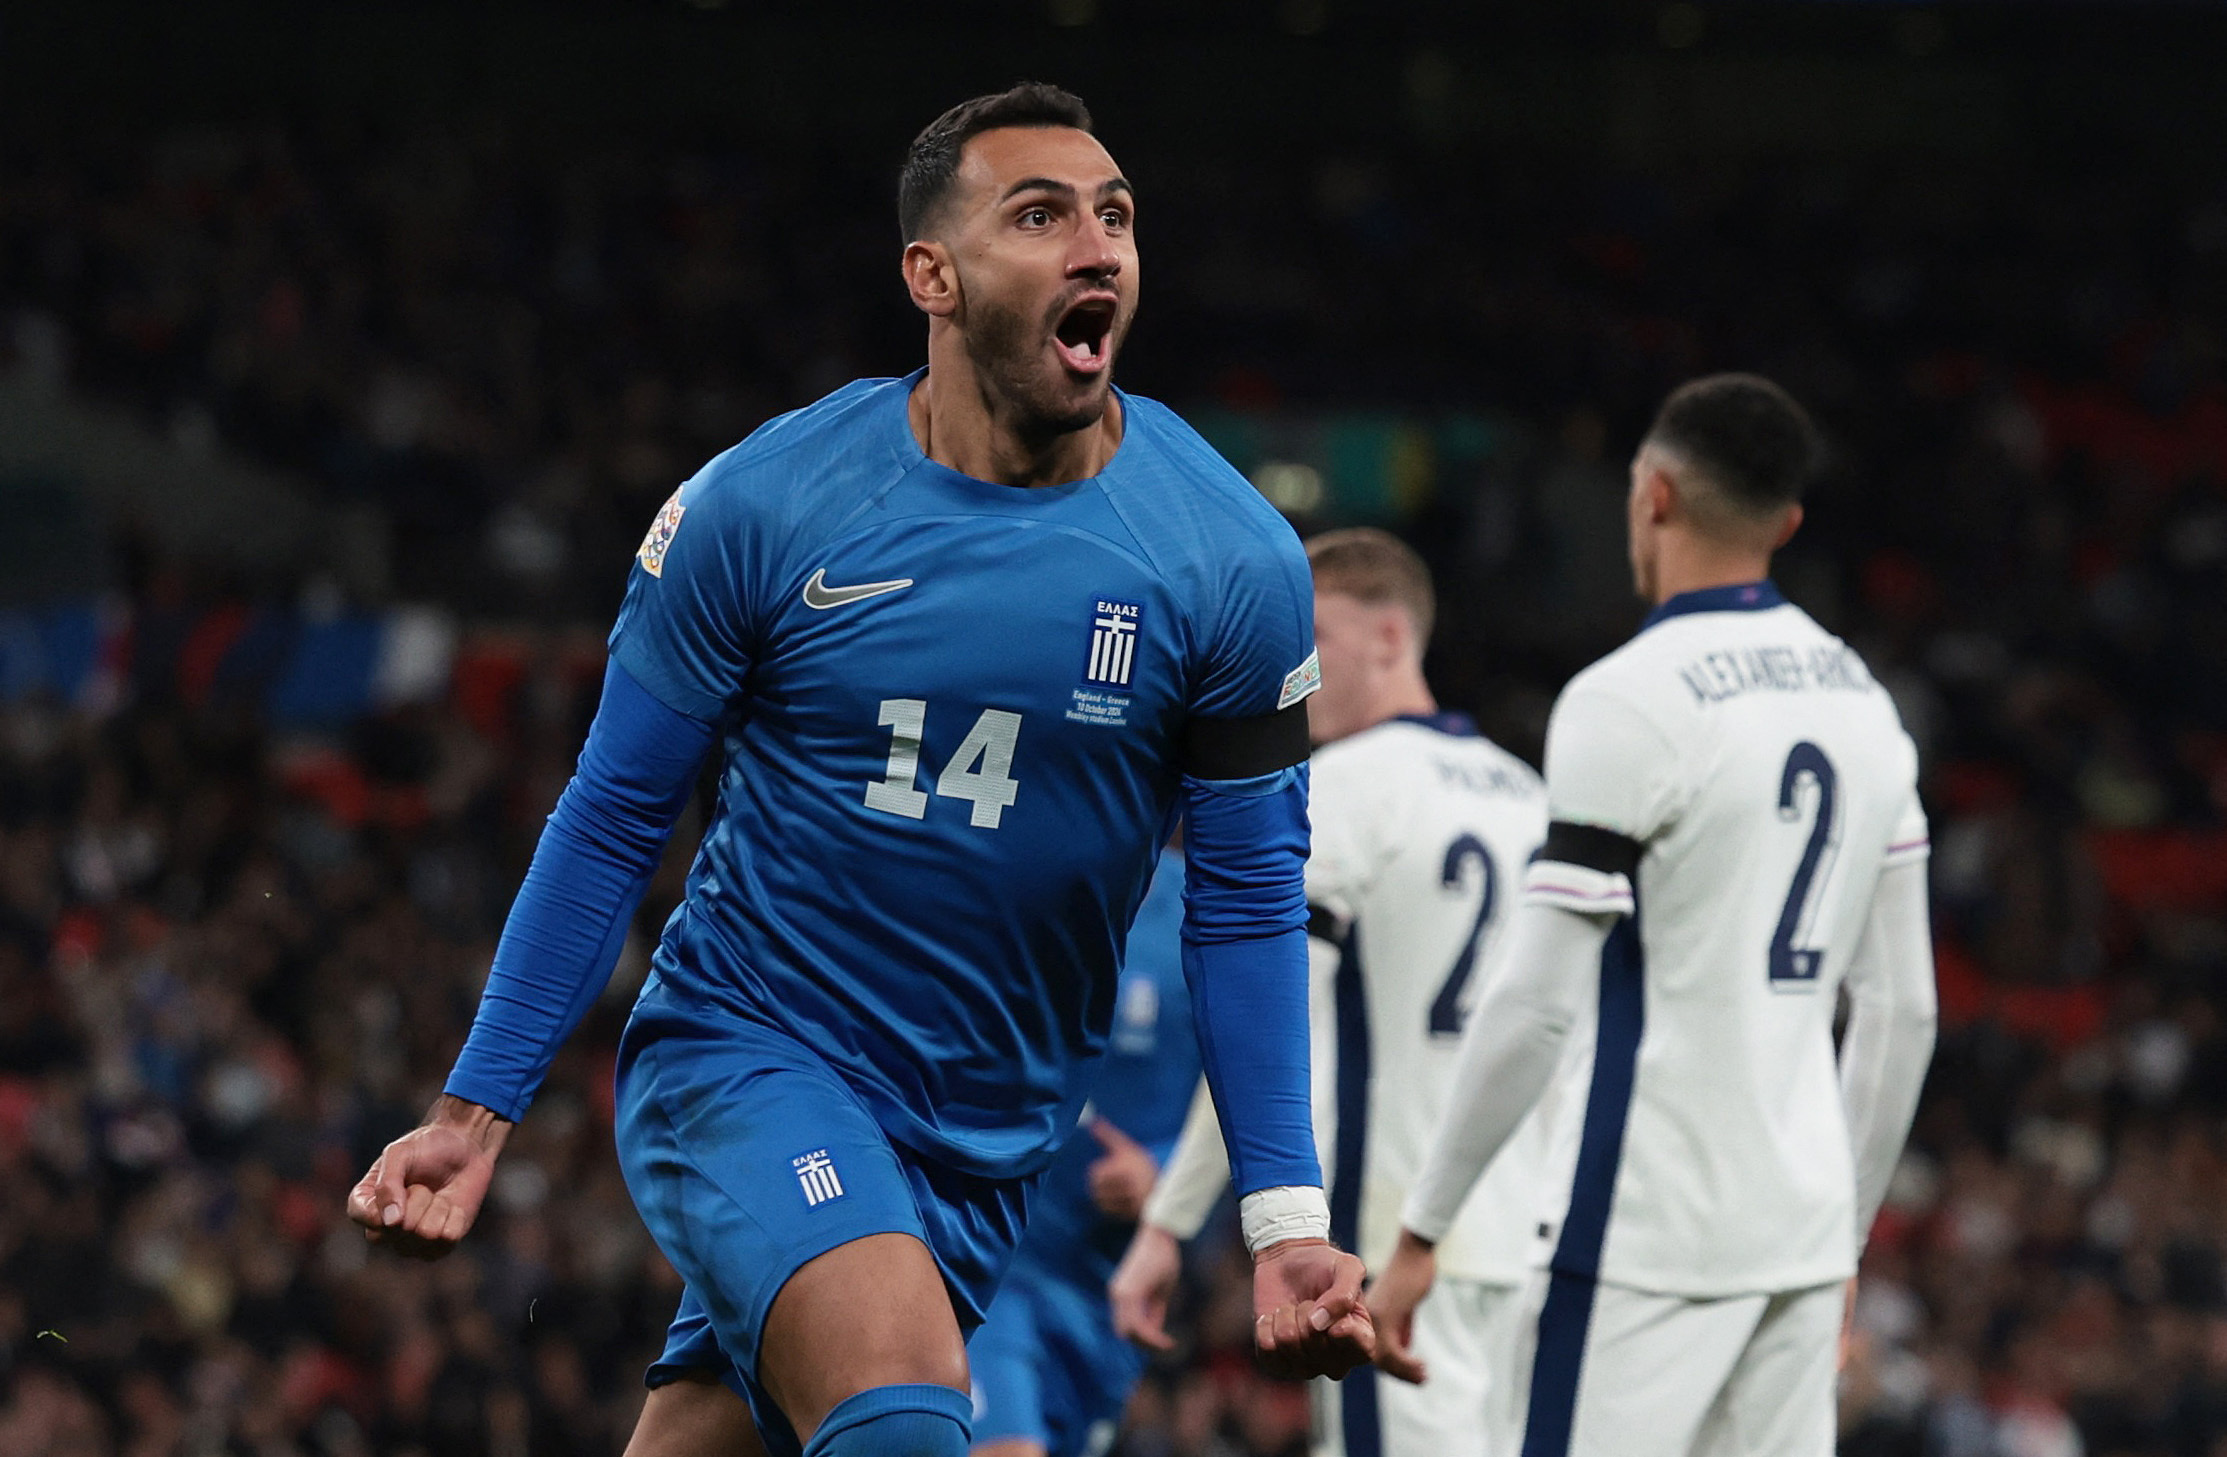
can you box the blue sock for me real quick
[801,1383,971,1457]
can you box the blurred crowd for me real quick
[2,89,2227,1457]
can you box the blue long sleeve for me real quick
[444,661,716,1120]
[1180,763,1321,1196]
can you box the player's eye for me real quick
[1019,206,1052,228]
[1099,208,1129,231]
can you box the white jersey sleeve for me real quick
[1883,790,1931,870]
[1838,856,1937,1255]
[1403,896,1609,1245]
[1141,1078,1231,1241]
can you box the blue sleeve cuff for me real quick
[1180,765,1321,1195]
[445,659,715,1119]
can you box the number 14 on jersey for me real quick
[864,698,1023,829]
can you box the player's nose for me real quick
[1066,222,1122,281]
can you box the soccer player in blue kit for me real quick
[970,846,1201,1457]
[345,83,1373,1457]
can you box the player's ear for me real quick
[903,240,959,319]
[1644,464,1678,527]
[1770,503,1804,550]
[1377,605,1411,666]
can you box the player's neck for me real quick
[1341,672,1436,739]
[911,361,1124,489]
[1647,538,1775,607]
[1372,674,1437,726]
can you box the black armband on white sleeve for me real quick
[1524,820,1643,916]
[1180,701,1312,781]
[1536,820,1643,877]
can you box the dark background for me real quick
[4,3,2227,1453]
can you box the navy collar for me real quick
[1640,580,1785,633]
[1393,710,1479,739]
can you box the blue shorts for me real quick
[617,976,1034,1456]
[968,1253,1143,1457]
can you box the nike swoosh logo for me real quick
[802,568,915,610]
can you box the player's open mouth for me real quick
[1053,298,1117,376]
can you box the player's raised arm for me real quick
[348,481,744,1257]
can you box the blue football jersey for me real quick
[608,372,1314,1180]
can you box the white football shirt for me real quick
[1309,713,1551,1283]
[1525,583,1928,1297]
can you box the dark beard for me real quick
[961,292,1108,440]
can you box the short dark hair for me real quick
[1644,373,1820,518]
[898,83,1095,243]
[1306,528,1436,649]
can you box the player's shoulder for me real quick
[1545,607,1737,764]
[1555,634,1666,721]
[1118,393,1264,501]
[678,376,912,523]
[1112,392,1303,567]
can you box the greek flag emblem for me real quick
[1085,600,1141,688]
[792,1149,844,1207]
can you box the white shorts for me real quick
[1312,1277,1528,1457]
[1514,1271,1843,1457]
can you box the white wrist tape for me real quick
[1240,1185,1332,1255]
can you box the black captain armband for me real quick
[1536,820,1643,877]
[1180,701,1313,782]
